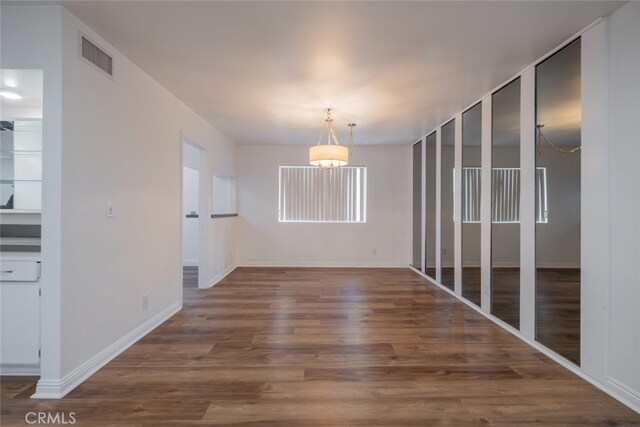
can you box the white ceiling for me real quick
[60,1,623,146]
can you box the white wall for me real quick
[2,4,237,397]
[606,0,640,406]
[57,7,237,383]
[237,144,411,267]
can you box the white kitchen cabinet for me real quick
[0,259,41,372]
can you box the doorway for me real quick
[182,138,206,289]
[0,69,44,378]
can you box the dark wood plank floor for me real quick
[1,268,638,426]
[183,266,198,288]
[535,268,581,365]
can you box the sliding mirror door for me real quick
[491,78,521,329]
[425,132,437,279]
[535,39,581,365]
[440,121,455,289]
[412,140,423,270]
[462,103,482,306]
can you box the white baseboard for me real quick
[489,262,522,268]
[438,263,581,269]
[208,263,237,288]
[32,301,181,399]
[606,377,640,413]
[237,261,407,268]
[536,262,581,269]
[0,363,40,376]
[409,265,640,415]
[182,259,199,267]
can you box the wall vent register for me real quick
[79,34,113,77]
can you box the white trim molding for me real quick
[32,302,181,399]
[238,261,407,269]
[606,377,640,413]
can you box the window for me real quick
[457,167,547,223]
[279,166,366,223]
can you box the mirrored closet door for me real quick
[535,38,581,365]
[412,140,423,270]
[425,132,437,279]
[440,121,455,290]
[491,78,521,329]
[462,103,482,306]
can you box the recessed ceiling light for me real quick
[0,91,22,100]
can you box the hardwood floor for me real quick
[535,268,581,365]
[183,266,198,288]
[1,267,638,426]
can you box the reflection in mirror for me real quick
[412,140,423,270]
[491,78,521,329]
[425,132,436,279]
[440,121,455,290]
[462,103,482,306]
[0,70,43,211]
[535,38,581,365]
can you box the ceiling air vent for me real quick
[79,33,113,78]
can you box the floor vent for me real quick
[79,34,113,77]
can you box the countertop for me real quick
[0,251,42,262]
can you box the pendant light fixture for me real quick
[309,108,355,169]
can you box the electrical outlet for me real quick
[142,294,149,310]
[106,201,114,218]
[372,248,377,255]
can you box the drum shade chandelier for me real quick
[309,108,355,169]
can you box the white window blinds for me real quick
[492,168,520,223]
[462,167,482,223]
[279,166,367,223]
[459,167,548,224]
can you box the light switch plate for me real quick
[106,201,114,218]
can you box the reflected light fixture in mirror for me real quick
[309,108,355,169]
[0,91,22,100]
